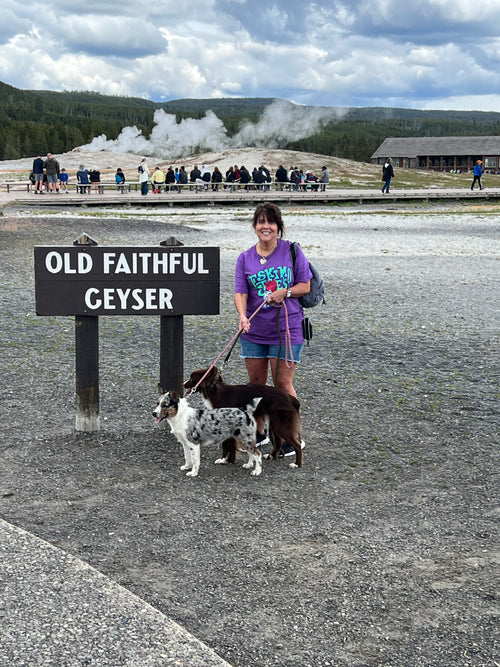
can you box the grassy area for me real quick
[335,160,500,190]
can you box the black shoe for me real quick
[280,440,306,457]
[256,429,270,447]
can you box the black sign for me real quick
[34,246,220,316]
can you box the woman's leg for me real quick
[269,358,298,398]
[244,357,269,385]
[244,357,269,433]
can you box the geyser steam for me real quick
[79,100,345,159]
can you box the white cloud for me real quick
[0,1,499,111]
[58,16,166,57]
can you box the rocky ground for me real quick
[0,203,498,666]
[0,147,357,181]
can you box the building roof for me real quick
[371,136,500,159]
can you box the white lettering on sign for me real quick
[45,251,93,274]
[102,252,209,275]
[84,287,174,311]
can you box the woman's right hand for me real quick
[239,315,250,333]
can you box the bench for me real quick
[0,180,330,195]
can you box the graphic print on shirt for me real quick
[248,265,292,307]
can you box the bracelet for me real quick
[286,288,292,298]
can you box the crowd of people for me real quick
[29,154,330,195]
[27,152,490,196]
[135,160,331,195]
[30,153,106,194]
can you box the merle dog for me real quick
[153,388,263,477]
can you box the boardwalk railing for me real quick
[0,180,329,194]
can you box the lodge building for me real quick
[371,136,500,173]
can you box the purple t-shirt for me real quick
[235,239,313,345]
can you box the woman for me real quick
[138,158,149,195]
[234,203,312,451]
[382,157,394,194]
[211,166,223,191]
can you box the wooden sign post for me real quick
[74,234,99,431]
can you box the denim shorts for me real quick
[240,339,303,363]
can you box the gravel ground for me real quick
[0,203,499,667]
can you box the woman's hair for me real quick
[252,203,285,237]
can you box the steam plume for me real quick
[79,100,345,158]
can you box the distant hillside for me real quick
[1,81,499,161]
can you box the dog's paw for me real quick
[289,462,299,469]
[263,453,273,460]
[186,469,199,477]
[242,461,254,469]
[250,468,262,476]
[214,457,228,465]
[180,464,191,471]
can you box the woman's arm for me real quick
[266,280,311,305]
[234,292,250,332]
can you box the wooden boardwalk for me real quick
[3,186,500,208]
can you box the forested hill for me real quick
[1,80,499,161]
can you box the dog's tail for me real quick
[246,397,262,416]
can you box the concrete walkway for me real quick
[0,520,230,666]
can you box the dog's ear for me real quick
[158,383,165,395]
[207,366,219,382]
[170,390,180,401]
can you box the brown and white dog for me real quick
[153,387,263,477]
[184,367,303,468]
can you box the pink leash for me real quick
[186,299,268,397]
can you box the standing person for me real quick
[471,160,484,190]
[59,168,69,193]
[44,153,60,193]
[138,158,149,195]
[381,157,394,194]
[32,154,45,194]
[234,202,312,453]
[319,165,329,191]
[76,165,90,194]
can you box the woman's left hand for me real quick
[266,287,288,304]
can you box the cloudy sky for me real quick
[2,0,500,111]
